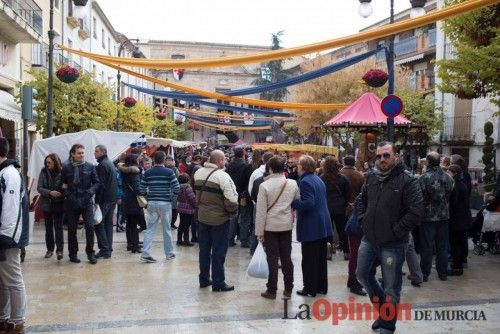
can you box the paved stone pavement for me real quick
[19,222,500,333]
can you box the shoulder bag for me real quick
[196,168,220,220]
[125,182,147,208]
[267,180,287,213]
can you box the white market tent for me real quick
[145,136,195,148]
[28,129,144,195]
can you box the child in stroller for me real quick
[471,194,500,255]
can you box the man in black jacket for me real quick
[94,145,118,258]
[226,148,253,247]
[356,142,423,334]
[61,144,100,264]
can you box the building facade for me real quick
[137,40,270,144]
[0,0,43,160]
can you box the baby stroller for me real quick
[472,205,500,255]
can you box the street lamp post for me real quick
[47,0,55,137]
[47,0,88,137]
[358,0,427,142]
[116,38,140,131]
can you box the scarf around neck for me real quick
[374,165,395,182]
[71,160,85,185]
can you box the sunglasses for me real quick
[376,153,392,160]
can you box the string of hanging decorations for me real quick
[59,0,497,68]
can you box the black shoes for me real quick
[448,268,463,276]
[296,290,316,297]
[88,254,98,264]
[200,280,213,288]
[56,251,63,261]
[69,256,81,263]
[212,284,234,292]
[95,251,111,259]
[348,281,367,296]
[411,281,421,287]
[372,318,380,331]
[423,275,428,282]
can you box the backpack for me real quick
[0,168,30,248]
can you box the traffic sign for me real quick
[381,95,404,118]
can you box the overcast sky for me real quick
[97,0,412,48]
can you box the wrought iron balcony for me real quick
[0,0,42,42]
[394,36,417,57]
[442,115,475,145]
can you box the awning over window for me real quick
[0,90,22,123]
[394,53,425,66]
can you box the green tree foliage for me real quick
[151,118,191,141]
[482,121,496,190]
[436,1,500,107]
[19,68,116,136]
[119,101,155,134]
[252,31,292,102]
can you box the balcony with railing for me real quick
[55,52,69,65]
[442,115,475,145]
[78,18,90,40]
[0,0,42,42]
[394,36,418,57]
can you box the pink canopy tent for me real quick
[231,139,247,146]
[324,92,418,128]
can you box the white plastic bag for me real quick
[483,210,500,232]
[247,243,269,279]
[94,205,103,225]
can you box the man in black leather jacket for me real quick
[61,144,100,264]
[94,145,118,259]
[356,142,423,334]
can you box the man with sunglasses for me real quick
[356,142,423,334]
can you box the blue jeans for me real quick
[142,201,174,258]
[199,221,230,288]
[419,220,449,278]
[228,204,252,246]
[356,237,406,333]
[95,202,116,254]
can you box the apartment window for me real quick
[67,39,73,62]
[101,71,105,83]
[92,64,96,78]
[54,0,60,10]
[108,37,111,55]
[0,40,9,66]
[101,29,105,48]
[31,44,43,67]
[93,18,97,39]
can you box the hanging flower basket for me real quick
[73,0,89,6]
[362,69,388,88]
[56,65,79,83]
[155,110,168,120]
[122,97,137,108]
[175,117,184,126]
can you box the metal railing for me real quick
[1,0,43,35]
[428,28,436,47]
[394,36,417,57]
[442,116,475,143]
[73,61,82,71]
[55,52,69,65]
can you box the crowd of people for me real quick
[1,138,499,334]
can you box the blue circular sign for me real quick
[381,95,404,118]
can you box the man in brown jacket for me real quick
[341,156,364,199]
[340,155,366,296]
[193,150,238,292]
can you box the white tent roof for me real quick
[28,129,144,193]
[145,136,195,148]
[0,90,22,123]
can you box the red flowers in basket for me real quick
[56,65,80,83]
[362,69,389,88]
[122,97,137,108]
[175,117,184,125]
[155,109,168,120]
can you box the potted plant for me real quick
[73,0,89,6]
[362,69,389,88]
[155,109,167,120]
[122,97,137,108]
[56,65,79,83]
[175,117,184,125]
